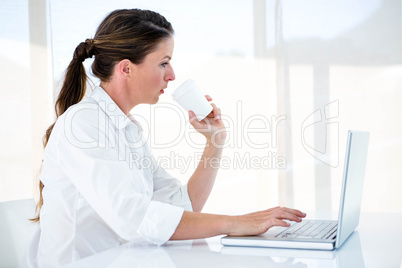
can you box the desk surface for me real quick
[64,212,402,268]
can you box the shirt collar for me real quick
[89,86,142,132]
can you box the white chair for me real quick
[0,198,38,268]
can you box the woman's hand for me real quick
[170,206,306,240]
[189,95,227,146]
[227,207,307,236]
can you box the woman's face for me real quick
[129,37,175,105]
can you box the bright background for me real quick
[1,0,401,214]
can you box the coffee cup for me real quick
[172,79,213,121]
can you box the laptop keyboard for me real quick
[275,220,338,240]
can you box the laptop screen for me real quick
[335,131,370,248]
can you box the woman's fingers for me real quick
[277,211,303,223]
[187,96,226,143]
[283,207,306,218]
[268,218,292,228]
[276,207,306,220]
[255,218,291,235]
[203,95,221,121]
[188,110,203,128]
[248,207,306,235]
[228,207,307,236]
[209,103,221,121]
[266,207,306,219]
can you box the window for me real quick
[2,0,401,214]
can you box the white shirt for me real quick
[26,87,192,267]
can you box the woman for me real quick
[27,9,305,267]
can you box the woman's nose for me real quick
[166,65,175,81]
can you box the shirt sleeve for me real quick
[55,104,183,245]
[152,164,193,212]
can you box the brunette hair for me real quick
[31,9,174,222]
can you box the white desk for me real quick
[64,213,402,268]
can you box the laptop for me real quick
[221,130,370,250]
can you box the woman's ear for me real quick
[117,59,131,78]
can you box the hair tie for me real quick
[73,38,96,62]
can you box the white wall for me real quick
[1,0,401,214]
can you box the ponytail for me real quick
[31,39,95,223]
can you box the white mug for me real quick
[172,79,213,121]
